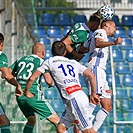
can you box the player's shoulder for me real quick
[94,28,105,33]
[94,29,106,37]
[0,52,8,60]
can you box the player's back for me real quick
[41,56,87,101]
[10,54,43,92]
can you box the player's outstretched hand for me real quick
[24,91,35,98]
[15,85,23,97]
[90,94,100,105]
[114,37,123,45]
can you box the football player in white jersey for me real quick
[24,41,100,133]
[79,20,122,132]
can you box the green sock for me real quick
[1,125,11,133]
[23,123,34,133]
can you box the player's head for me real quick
[101,20,116,36]
[32,42,45,59]
[52,41,66,56]
[0,33,4,50]
[86,15,101,32]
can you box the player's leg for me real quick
[93,98,111,132]
[47,112,60,125]
[23,115,36,133]
[16,96,36,133]
[92,67,111,132]
[26,95,60,125]
[0,103,11,133]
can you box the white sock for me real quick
[93,108,109,132]
[89,103,96,114]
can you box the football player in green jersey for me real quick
[0,33,22,133]
[61,14,101,61]
[9,43,60,133]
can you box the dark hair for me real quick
[0,33,4,43]
[87,15,101,32]
[52,41,66,56]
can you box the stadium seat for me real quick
[114,26,128,38]
[41,13,57,26]
[73,14,87,24]
[122,15,133,27]
[106,74,122,87]
[112,15,121,26]
[32,26,47,38]
[115,62,131,74]
[117,125,132,133]
[53,37,62,43]
[25,13,39,26]
[39,38,51,45]
[44,49,52,59]
[125,49,133,62]
[121,99,130,111]
[57,13,72,26]
[118,38,133,50]
[44,88,60,99]
[105,62,111,74]
[129,90,133,99]
[116,89,128,99]
[122,74,133,87]
[128,27,133,37]
[51,100,65,112]
[47,27,63,38]
[99,126,113,133]
[63,26,71,35]
[112,49,124,62]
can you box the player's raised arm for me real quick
[83,69,100,105]
[24,70,42,98]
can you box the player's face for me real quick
[109,23,116,36]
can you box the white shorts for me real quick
[60,91,94,131]
[0,102,5,116]
[85,65,111,98]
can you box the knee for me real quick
[103,104,112,113]
[27,115,36,126]
[0,114,10,126]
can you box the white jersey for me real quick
[37,56,87,103]
[84,29,108,70]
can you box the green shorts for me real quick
[0,102,5,115]
[16,94,55,120]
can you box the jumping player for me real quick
[79,20,122,132]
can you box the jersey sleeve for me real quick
[75,61,87,75]
[37,59,49,74]
[0,53,8,68]
[94,29,106,40]
[9,60,17,71]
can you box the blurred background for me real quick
[0,0,133,132]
